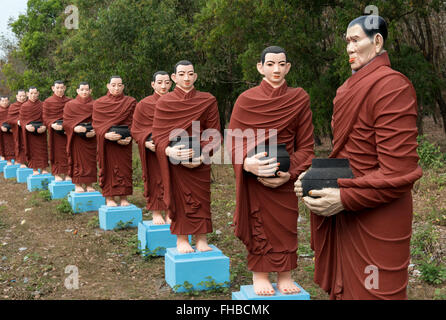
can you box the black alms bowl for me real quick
[169,136,201,160]
[301,158,354,197]
[29,121,43,135]
[54,119,65,135]
[109,125,131,140]
[251,143,290,177]
[76,122,93,138]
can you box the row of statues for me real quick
[0,16,423,300]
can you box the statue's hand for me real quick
[257,171,290,188]
[37,125,47,134]
[85,129,96,138]
[145,140,156,152]
[165,145,193,161]
[243,152,279,177]
[302,188,344,217]
[105,132,121,141]
[26,124,35,132]
[1,126,7,132]
[294,171,307,198]
[117,136,132,145]
[74,125,86,133]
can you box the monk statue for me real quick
[0,96,16,165]
[19,87,49,175]
[152,60,221,253]
[132,71,172,225]
[227,46,314,296]
[294,16,423,299]
[63,82,97,193]
[6,90,28,168]
[43,80,72,181]
[92,76,137,207]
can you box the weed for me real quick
[417,136,446,169]
[56,198,73,215]
[87,216,99,229]
[38,190,51,202]
[115,219,135,230]
[418,259,446,285]
[410,223,439,258]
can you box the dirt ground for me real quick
[0,117,445,300]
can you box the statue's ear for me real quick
[257,62,264,75]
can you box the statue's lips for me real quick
[349,57,356,64]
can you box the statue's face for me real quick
[77,84,92,98]
[28,89,39,102]
[172,65,197,91]
[107,77,124,96]
[52,83,66,97]
[346,24,381,71]
[151,74,172,96]
[0,98,9,107]
[256,52,291,87]
[16,91,27,103]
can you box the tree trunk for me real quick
[437,94,446,137]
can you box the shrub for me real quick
[417,135,446,169]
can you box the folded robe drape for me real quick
[131,93,167,211]
[7,101,26,164]
[0,105,15,160]
[92,92,136,197]
[227,80,314,272]
[152,87,221,235]
[63,95,97,185]
[43,94,71,176]
[19,99,48,170]
[311,52,423,300]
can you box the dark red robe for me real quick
[152,87,221,235]
[131,93,167,211]
[0,105,15,161]
[227,80,314,272]
[311,52,423,300]
[19,99,49,169]
[7,101,26,164]
[63,95,97,185]
[92,92,136,197]
[43,94,72,175]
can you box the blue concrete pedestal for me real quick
[27,173,55,191]
[67,191,105,213]
[16,168,34,183]
[3,164,20,179]
[0,160,7,172]
[138,221,191,256]
[49,180,75,199]
[232,283,310,300]
[98,204,142,230]
[165,245,230,292]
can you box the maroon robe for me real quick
[131,93,167,211]
[43,94,72,175]
[19,99,49,169]
[152,87,221,235]
[311,52,423,300]
[0,105,15,160]
[63,95,97,184]
[227,80,314,272]
[92,92,136,197]
[7,101,26,164]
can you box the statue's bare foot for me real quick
[152,211,166,225]
[195,234,212,252]
[55,175,63,181]
[86,186,96,192]
[165,215,172,224]
[65,176,72,181]
[75,185,85,193]
[253,272,275,296]
[32,170,39,176]
[277,271,300,295]
[106,197,118,207]
[177,235,194,253]
[120,198,130,206]
[7,161,12,165]
[20,164,27,168]
[42,170,49,174]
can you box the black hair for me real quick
[53,80,64,86]
[78,82,90,89]
[0,96,9,99]
[17,89,26,93]
[110,75,122,83]
[348,15,388,43]
[174,60,193,74]
[152,71,169,82]
[28,86,38,91]
[260,46,287,65]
